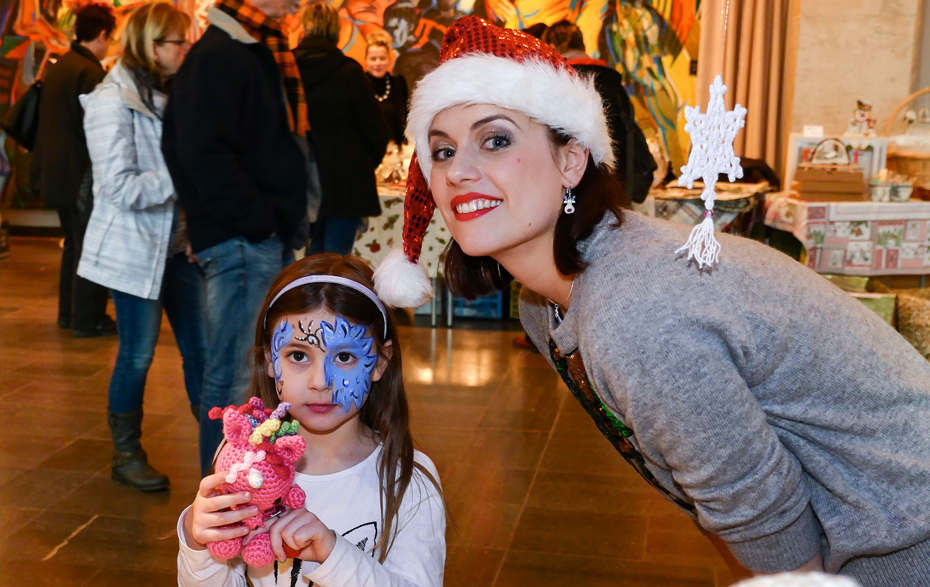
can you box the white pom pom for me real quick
[373,248,433,308]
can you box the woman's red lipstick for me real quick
[450,193,502,221]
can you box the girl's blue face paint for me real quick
[270,320,294,384]
[319,317,378,413]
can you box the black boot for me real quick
[108,411,169,492]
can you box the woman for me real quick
[365,30,408,148]
[295,3,389,255]
[373,16,930,586]
[79,1,204,492]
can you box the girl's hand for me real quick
[184,471,260,551]
[267,509,337,564]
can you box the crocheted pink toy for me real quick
[207,397,307,567]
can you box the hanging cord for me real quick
[675,0,745,269]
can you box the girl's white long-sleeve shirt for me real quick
[177,446,445,587]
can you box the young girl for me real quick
[177,254,446,586]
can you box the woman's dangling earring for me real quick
[562,187,576,215]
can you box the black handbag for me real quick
[1,80,43,151]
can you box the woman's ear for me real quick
[558,139,589,189]
[371,340,394,383]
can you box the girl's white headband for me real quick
[263,275,389,338]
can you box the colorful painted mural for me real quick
[0,0,199,207]
[1,0,699,209]
[326,0,699,174]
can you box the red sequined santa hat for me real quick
[373,16,614,308]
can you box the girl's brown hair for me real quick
[443,130,628,299]
[250,254,442,562]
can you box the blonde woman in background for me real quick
[79,1,206,492]
[365,30,408,147]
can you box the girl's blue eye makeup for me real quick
[320,317,377,413]
[270,320,294,394]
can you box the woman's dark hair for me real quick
[523,22,549,40]
[250,254,444,562]
[74,2,117,43]
[443,129,627,299]
[542,19,586,54]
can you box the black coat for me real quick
[32,43,105,208]
[294,37,389,218]
[367,72,408,146]
[162,24,308,253]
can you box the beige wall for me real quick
[790,0,924,136]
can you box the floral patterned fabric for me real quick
[765,193,930,275]
[354,188,450,277]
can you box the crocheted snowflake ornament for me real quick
[207,397,306,567]
[677,74,747,269]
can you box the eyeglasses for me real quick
[155,39,189,45]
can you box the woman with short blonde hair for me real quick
[78,0,205,492]
[120,1,191,115]
[364,29,408,146]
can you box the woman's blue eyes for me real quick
[432,147,455,162]
[430,132,512,162]
[484,134,511,150]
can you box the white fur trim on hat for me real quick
[406,53,614,186]
[373,247,433,309]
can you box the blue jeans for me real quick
[196,235,294,474]
[308,216,361,256]
[108,253,206,415]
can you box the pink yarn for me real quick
[208,535,242,560]
[242,533,275,567]
[205,399,307,566]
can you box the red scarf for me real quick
[215,0,310,136]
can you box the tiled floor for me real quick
[0,237,736,586]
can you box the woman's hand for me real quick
[184,471,259,551]
[185,242,198,264]
[267,508,337,564]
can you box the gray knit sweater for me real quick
[520,212,930,584]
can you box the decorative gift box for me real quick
[793,164,865,202]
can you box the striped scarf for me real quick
[215,0,310,136]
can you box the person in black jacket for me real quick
[295,3,389,255]
[32,2,116,337]
[161,0,309,475]
[364,31,408,147]
[543,19,657,205]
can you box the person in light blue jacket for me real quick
[79,1,204,492]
